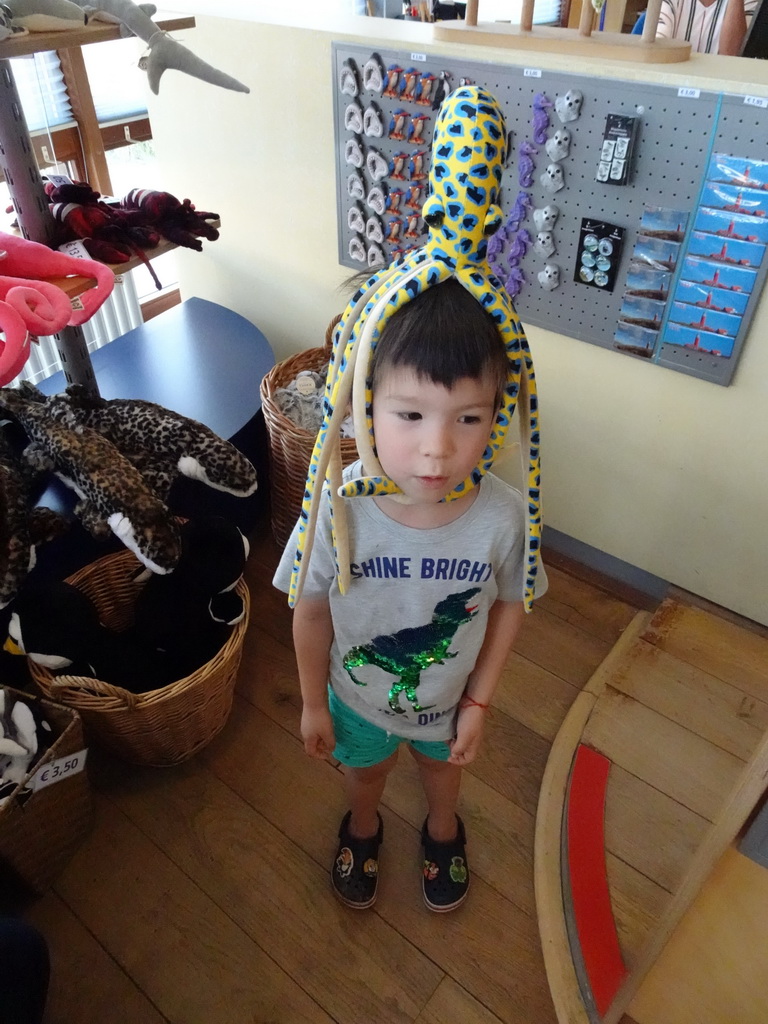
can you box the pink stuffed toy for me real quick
[0,279,79,385]
[0,278,72,335]
[0,302,30,385]
[0,232,114,328]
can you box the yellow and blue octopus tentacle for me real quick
[289,264,402,606]
[346,255,450,493]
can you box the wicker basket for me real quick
[28,549,250,767]
[260,314,359,548]
[0,688,92,894]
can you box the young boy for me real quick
[273,278,547,912]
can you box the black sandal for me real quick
[331,811,383,909]
[421,815,470,912]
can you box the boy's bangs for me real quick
[371,280,507,394]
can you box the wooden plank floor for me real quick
[19,525,647,1024]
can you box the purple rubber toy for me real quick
[518,140,538,188]
[532,93,553,146]
[507,228,532,266]
[506,191,532,234]
[505,266,526,298]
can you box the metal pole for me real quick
[0,56,100,394]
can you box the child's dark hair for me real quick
[370,279,508,402]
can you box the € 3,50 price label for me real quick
[31,749,88,792]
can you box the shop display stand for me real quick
[433,0,692,62]
[0,16,194,396]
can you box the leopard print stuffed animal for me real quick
[0,388,181,575]
[0,432,69,608]
[38,384,257,503]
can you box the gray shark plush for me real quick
[7,0,250,95]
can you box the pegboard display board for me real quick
[333,43,768,386]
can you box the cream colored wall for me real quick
[147,16,768,625]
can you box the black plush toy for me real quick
[5,581,170,693]
[133,515,249,679]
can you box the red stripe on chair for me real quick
[567,743,627,1016]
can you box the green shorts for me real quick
[328,687,452,768]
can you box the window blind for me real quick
[9,52,72,130]
[81,36,149,122]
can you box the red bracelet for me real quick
[460,695,490,711]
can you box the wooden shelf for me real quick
[0,16,195,58]
[50,225,219,300]
[432,21,692,63]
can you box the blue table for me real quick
[32,296,275,576]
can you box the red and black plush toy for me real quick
[44,181,220,287]
[45,181,163,287]
[119,189,220,252]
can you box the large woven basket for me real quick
[260,314,359,547]
[0,688,92,894]
[28,549,250,767]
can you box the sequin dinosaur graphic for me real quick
[343,588,480,714]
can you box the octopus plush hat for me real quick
[290,86,542,611]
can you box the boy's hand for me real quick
[448,704,487,766]
[301,705,336,760]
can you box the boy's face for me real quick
[372,366,497,505]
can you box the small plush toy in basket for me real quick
[0,687,92,894]
[24,543,250,767]
[260,315,359,548]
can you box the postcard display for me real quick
[333,43,768,385]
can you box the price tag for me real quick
[45,173,73,188]
[524,68,542,78]
[58,239,91,260]
[678,87,701,99]
[70,296,85,311]
[30,749,88,791]
[744,95,768,108]
[410,52,427,62]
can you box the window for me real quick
[3,39,179,313]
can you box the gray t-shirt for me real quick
[274,462,547,741]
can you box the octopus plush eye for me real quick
[424,209,445,227]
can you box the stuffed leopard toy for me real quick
[37,384,257,503]
[0,386,181,575]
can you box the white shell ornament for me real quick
[365,215,384,243]
[348,234,365,262]
[347,171,365,200]
[545,127,572,162]
[367,242,386,267]
[344,101,363,134]
[538,263,561,290]
[339,59,359,97]
[362,52,384,93]
[534,230,556,258]
[366,185,387,216]
[366,148,389,182]
[363,103,384,138]
[533,204,560,231]
[540,163,565,193]
[347,203,365,234]
[555,89,583,123]
[344,136,364,168]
